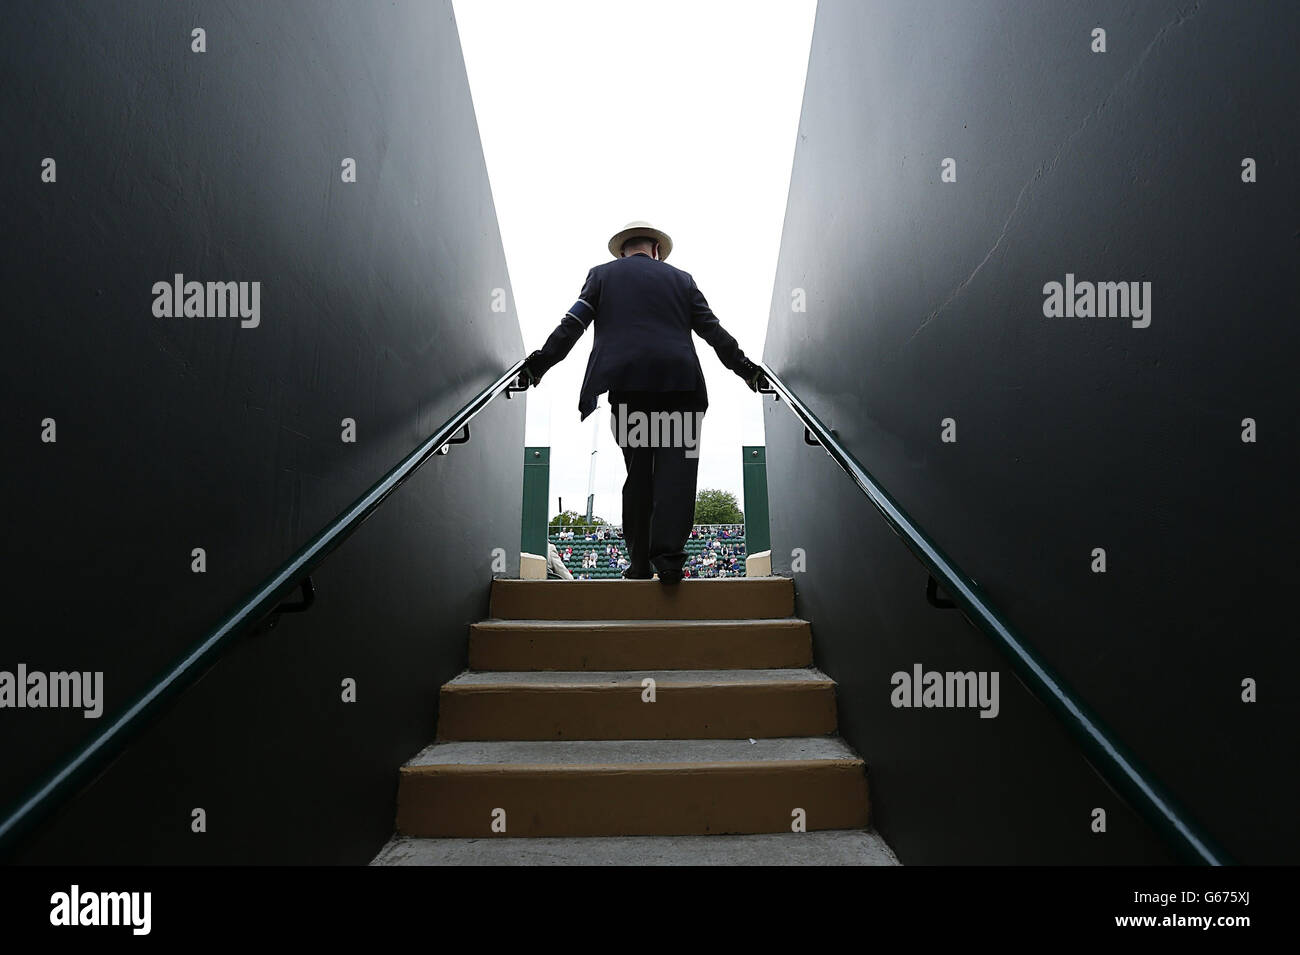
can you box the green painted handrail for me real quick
[757,360,1230,866]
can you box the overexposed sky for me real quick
[454,0,815,523]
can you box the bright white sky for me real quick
[454,0,816,524]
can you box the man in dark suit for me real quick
[519,221,765,584]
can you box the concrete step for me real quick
[395,737,869,838]
[435,669,838,741]
[371,830,899,865]
[468,618,813,671]
[488,577,795,621]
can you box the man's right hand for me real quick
[518,352,543,388]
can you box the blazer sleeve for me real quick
[526,269,601,380]
[688,276,758,379]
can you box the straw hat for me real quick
[607,221,673,261]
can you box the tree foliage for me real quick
[549,510,609,528]
[694,488,743,525]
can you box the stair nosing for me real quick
[473,618,810,627]
[401,757,864,776]
[441,668,835,689]
[403,735,860,766]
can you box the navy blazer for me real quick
[525,252,758,420]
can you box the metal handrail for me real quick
[0,359,527,856]
[756,361,1230,866]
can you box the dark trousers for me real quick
[608,390,705,577]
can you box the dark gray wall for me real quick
[2,1,525,863]
[765,0,1298,864]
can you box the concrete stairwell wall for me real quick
[2,2,524,863]
[763,0,1299,863]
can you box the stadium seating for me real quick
[547,525,748,579]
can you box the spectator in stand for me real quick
[546,542,574,580]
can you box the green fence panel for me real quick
[742,445,770,555]
[522,446,550,557]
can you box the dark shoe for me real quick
[622,568,654,580]
[657,570,683,585]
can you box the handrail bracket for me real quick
[926,574,957,610]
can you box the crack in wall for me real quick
[902,1,1205,349]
